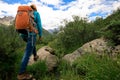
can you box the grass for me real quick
[13,47,120,80]
[27,60,47,80]
[73,53,120,80]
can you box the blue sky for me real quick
[3,0,31,4]
[0,0,120,30]
[3,0,76,5]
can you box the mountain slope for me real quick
[0,16,14,26]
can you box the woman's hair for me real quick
[30,4,37,11]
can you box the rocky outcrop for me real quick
[63,38,120,64]
[80,38,110,54]
[0,16,14,26]
[62,48,83,64]
[29,46,59,71]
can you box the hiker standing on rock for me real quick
[15,4,42,80]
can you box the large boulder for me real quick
[80,38,120,56]
[80,38,109,54]
[29,46,59,71]
[62,48,83,65]
[63,38,120,64]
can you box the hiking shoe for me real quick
[34,55,39,61]
[17,72,33,80]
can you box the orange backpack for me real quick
[15,6,37,32]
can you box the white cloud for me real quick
[0,1,20,17]
[0,0,120,30]
[113,1,120,10]
[40,0,62,5]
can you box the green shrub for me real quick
[73,54,120,80]
[49,17,101,57]
[27,60,47,79]
[0,25,23,80]
[56,60,83,80]
[102,21,120,46]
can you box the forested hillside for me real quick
[0,9,120,80]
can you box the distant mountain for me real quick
[42,29,52,37]
[48,29,55,33]
[0,16,14,26]
[48,28,60,34]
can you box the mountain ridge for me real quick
[0,16,14,26]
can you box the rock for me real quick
[63,38,120,64]
[80,38,109,54]
[29,46,59,71]
[44,46,55,55]
[0,16,14,25]
[62,48,83,65]
[112,45,120,56]
[81,38,120,57]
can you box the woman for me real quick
[17,4,42,80]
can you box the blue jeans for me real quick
[19,33,36,74]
